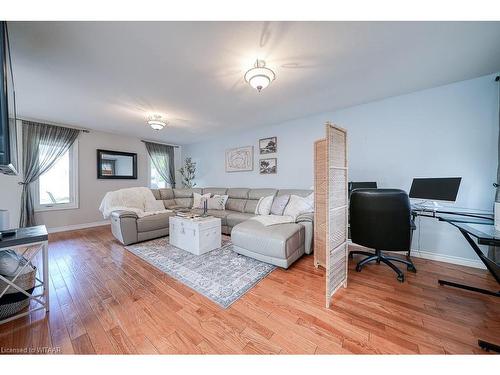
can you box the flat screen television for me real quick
[0,21,18,175]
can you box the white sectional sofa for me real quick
[110,187,313,268]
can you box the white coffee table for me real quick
[169,216,222,255]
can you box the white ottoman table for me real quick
[169,216,221,255]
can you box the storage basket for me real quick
[0,250,37,320]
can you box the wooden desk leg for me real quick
[42,240,49,312]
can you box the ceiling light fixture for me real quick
[147,114,167,131]
[244,59,276,92]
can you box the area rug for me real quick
[125,236,276,308]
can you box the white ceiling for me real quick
[9,21,500,145]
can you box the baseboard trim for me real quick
[348,241,486,269]
[409,249,486,270]
[47,220,110,234]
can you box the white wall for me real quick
[0,126,182,229]
[0,173,22,229]
[0,121,23,229]
[185,74,499,263]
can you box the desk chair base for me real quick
[349,249,416,282]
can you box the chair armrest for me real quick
[111,210,138,219]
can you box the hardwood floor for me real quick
[0,225,498,354]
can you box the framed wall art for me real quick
[225,146,254,172]
[259,136,277,154]
[259,158,277,174]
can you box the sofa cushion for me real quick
[207,195,228,210]
[231,220,304,259]
[193,192,211,209]
[145,199,166,212]
[162,199,177,208]
[226,198,246,212]
[190,209,230,226]
[248,188,277,200]
[244,199,259,214]
[151,189,161,200]
[277,189,312,198]
[253,195,274,215]
[203,187,227,196]
[159,188,174,200]
[227,188,250,199]
[270,194,290,215]
[137,212,173,232]
[175,197,193,207]
[173,188,202,198]
[283,194,314,220]
[226,212,255,228]
[244,189,277,214]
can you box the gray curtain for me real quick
[19,121,80,227]
[496,76,500,201]
[144,141,176,188]
[492,76,500,263]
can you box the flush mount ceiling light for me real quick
[244,59,276,92]
[147,114,167,131]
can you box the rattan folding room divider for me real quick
[325,122,348,308]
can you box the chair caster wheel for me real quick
[397,274,405,282]
[407,265,417,273]
[355,265,362,272]
[376,259,381,264]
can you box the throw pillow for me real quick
[270,194,290,216]
[207,195,229,210]
[283,194,314,221]
[254,195,274,215]
[192,192,211,209]
[304,192,314,207]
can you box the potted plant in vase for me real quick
[178,157,197,188]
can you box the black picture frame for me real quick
[97,149,137,179]
[259,158,277,174]
[259,136,277,154]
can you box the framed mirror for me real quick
[97,149,137,179]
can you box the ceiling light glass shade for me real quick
[244,60,276,92]
[147,115,167,130]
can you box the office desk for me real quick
[412,208,499,352]
[438,218,500,353]
[436,218,499,296]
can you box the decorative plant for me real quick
[178,157,197,188]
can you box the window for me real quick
[35,141,78,211]
[150,162,168,189]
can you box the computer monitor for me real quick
[409,177,462,202]
[349,181,377,195]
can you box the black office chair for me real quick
[349,189,417,282]
[348,181,377,196]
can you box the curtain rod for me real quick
[141,139,180,148]
[18,116,90,133]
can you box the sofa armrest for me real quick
[296,212,314,223]
[111,210,139,219]
[110,210,138,245]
